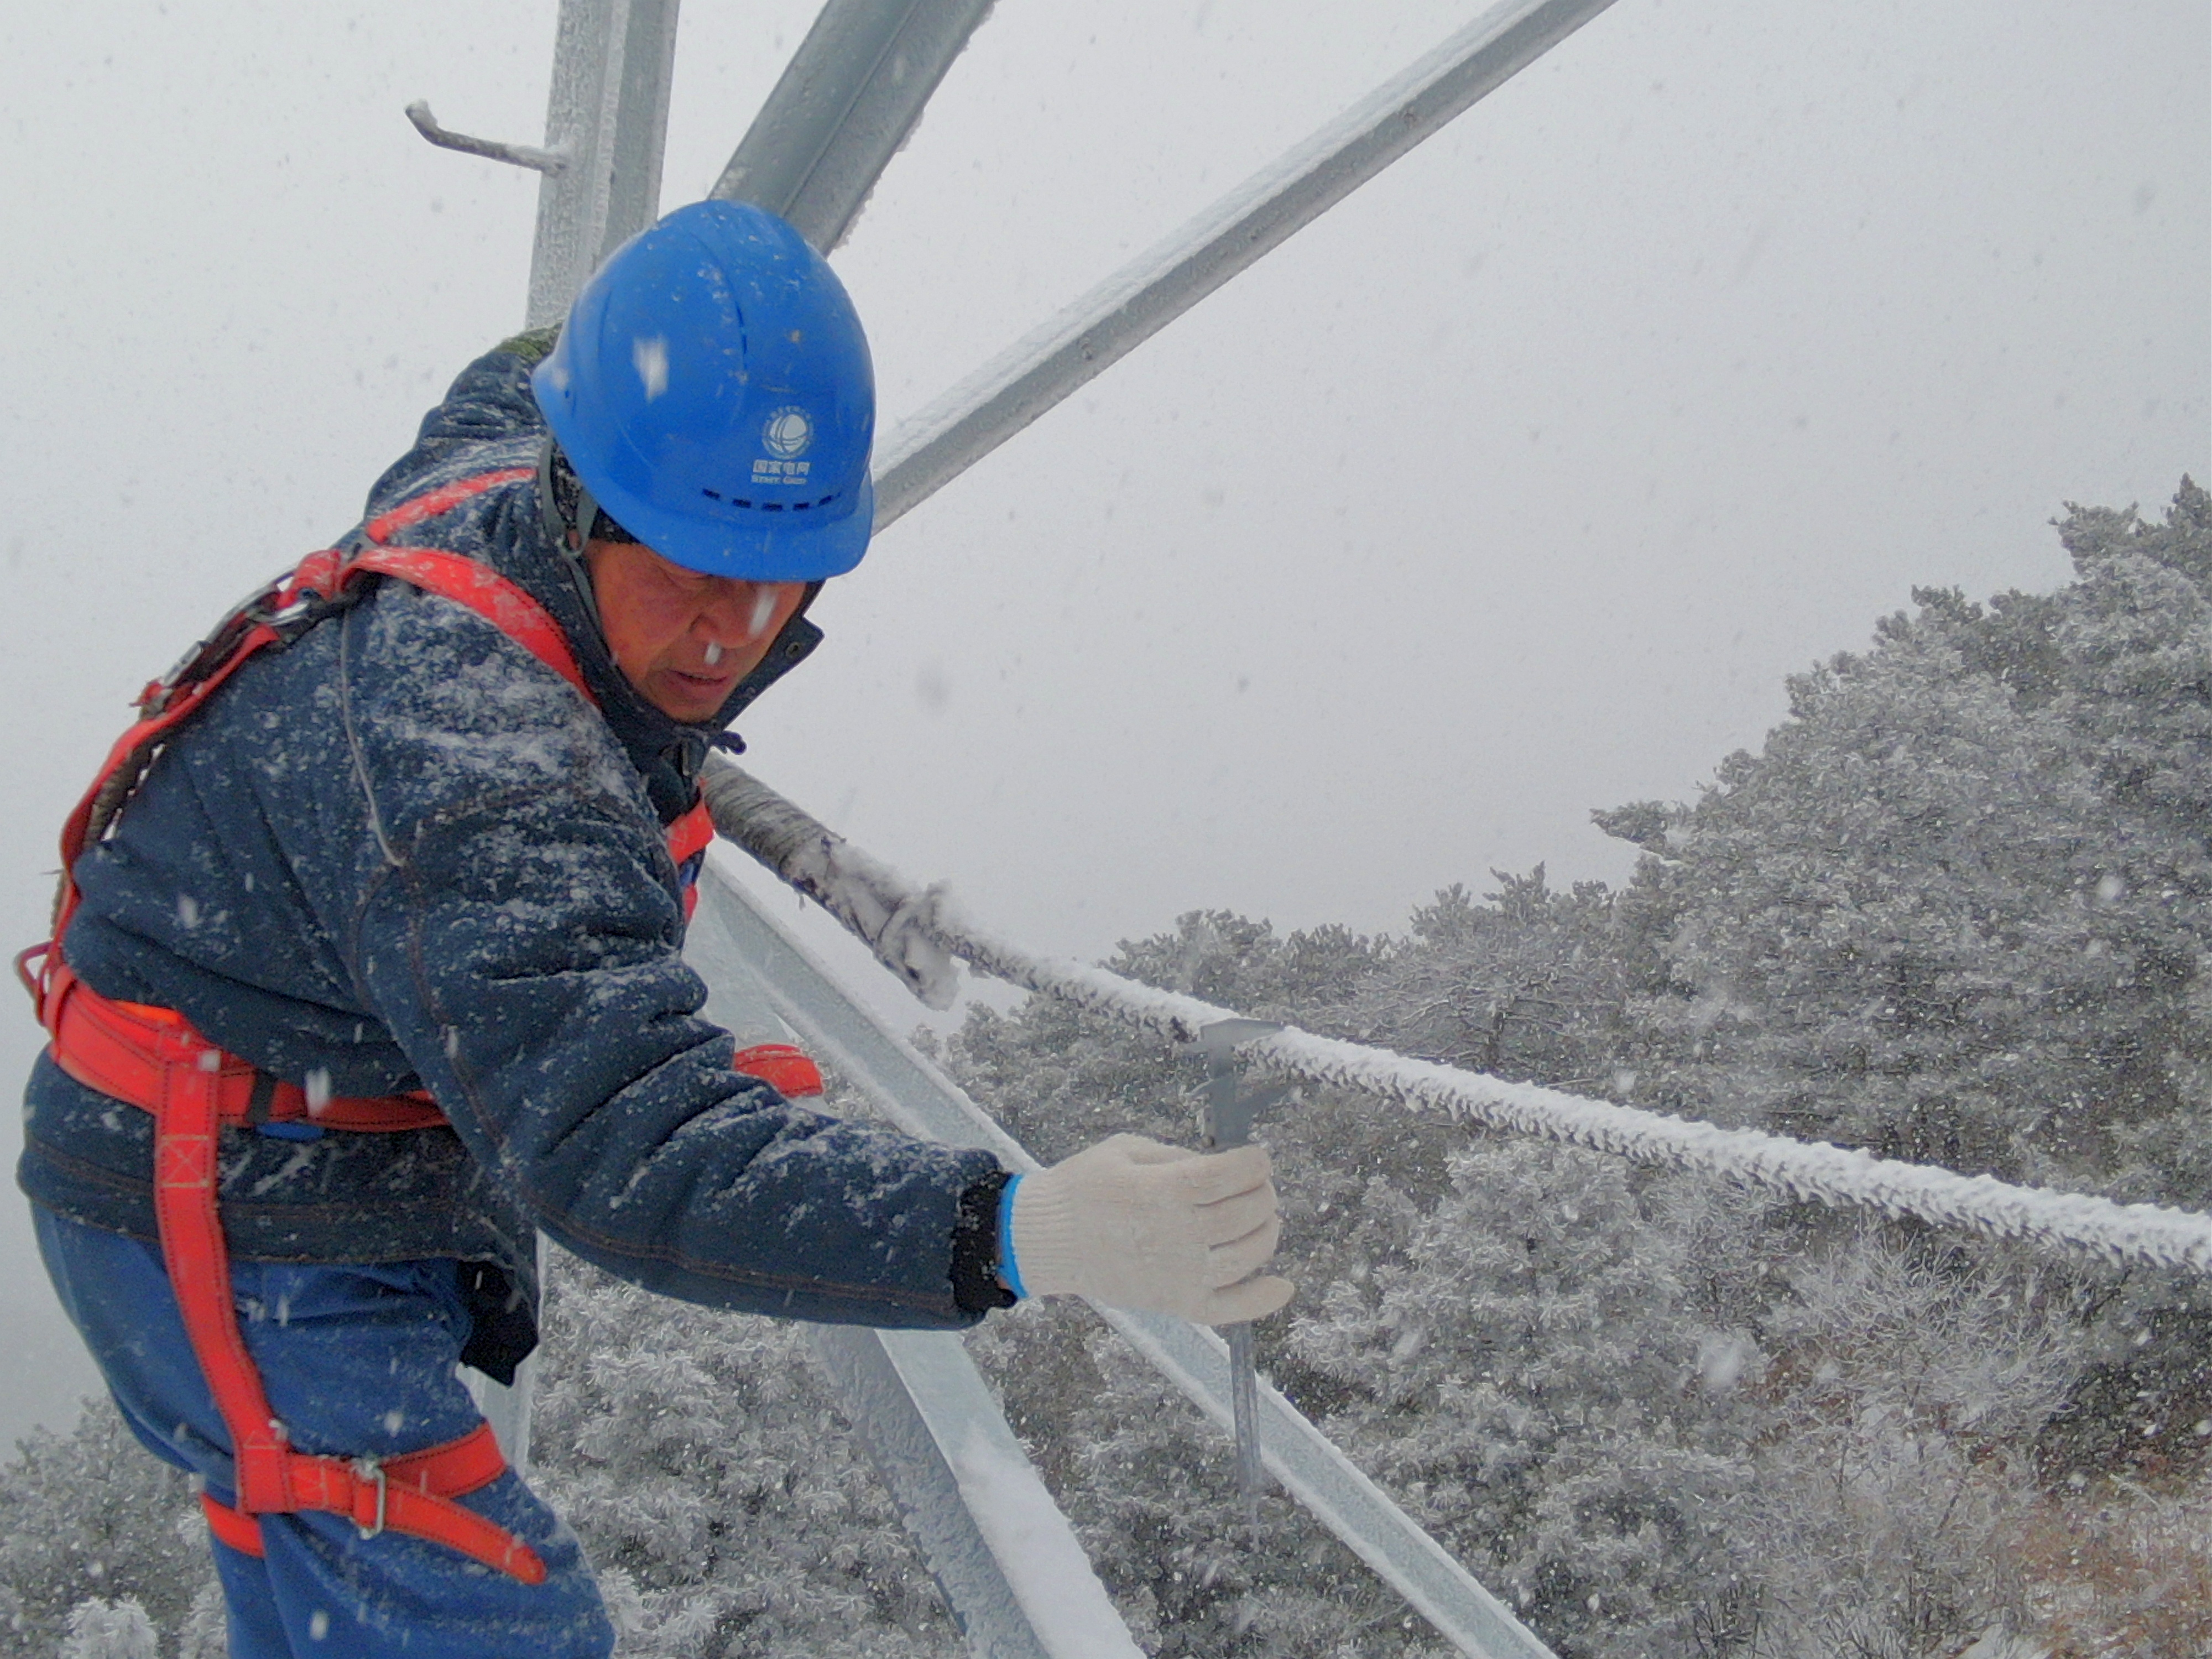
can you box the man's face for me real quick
[583,538,808,723]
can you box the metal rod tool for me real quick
[1193,1019,1291,1521]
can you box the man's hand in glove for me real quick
[998,1134,1293,1326]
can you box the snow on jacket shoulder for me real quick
[19,347,1005,1361]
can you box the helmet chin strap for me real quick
[537,435,607,637]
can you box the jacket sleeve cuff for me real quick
[949,1167,1018,1317]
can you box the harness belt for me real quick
[39,959,448,1133]
[30,964,547,1579]
[197,1420,512,1561]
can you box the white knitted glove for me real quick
[1004,1134,1293,1326]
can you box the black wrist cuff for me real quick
[950,1167,1018,1317]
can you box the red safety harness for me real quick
[13,465,809,1580]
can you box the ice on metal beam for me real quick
[526,0,683,326]
[711,0,998,255]
[405,102,568,175]
[871,0,1621,530]
[685,884,1140,1657]
[812,1326,1144,1659]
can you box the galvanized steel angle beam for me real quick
[868,0,1624,530]
[686,860,1561,1659]
[810,1326,1142,1658]
[452,0,682,1465]
[711,0,1000,255]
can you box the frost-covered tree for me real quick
[1605,615,2117,1178]
[1338,871,1655,1097]
[1744,1234,2082,1658]
[529,1254,955,1658]
[57,1597,157,1659]
[948,910,1387,1164]
[0,1400,211,1658]
[1587,482,2212,1509]
[1610,481,2212,1204]
[1288,1140,1774,1659]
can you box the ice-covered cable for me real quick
[700,755,961,1010]
[703,764,2212,1277]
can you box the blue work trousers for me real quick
[34,1206,613,1659]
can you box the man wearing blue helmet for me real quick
[18,199,1288,1657]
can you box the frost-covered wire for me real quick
[701,756,960,1009]
[705,763,2212,1278]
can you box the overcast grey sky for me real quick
[1,0,2203,1442]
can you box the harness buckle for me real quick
[247,586,338,631]
[352,1457,389,1540]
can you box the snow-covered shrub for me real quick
[528,1253,954,1658]
[0,1400,211,1658]
[1290,1140,1773,1659]
[1745,1234,2084,1657]
[175,1582,229,1659]
[57,1597,157,1659]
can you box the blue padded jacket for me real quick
[18,346,1007,1375]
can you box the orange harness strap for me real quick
[733,1043,825,1100]
[44,964,446,1132]
[198,1418,512,1559]
[666,796,714,924]
[143,1000,546,1582]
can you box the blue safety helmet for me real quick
[533,200,876,581]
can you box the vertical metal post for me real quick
[1194,1019,1286,1519]
[525,0,684,327]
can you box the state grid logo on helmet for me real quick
[762,407,813,460]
